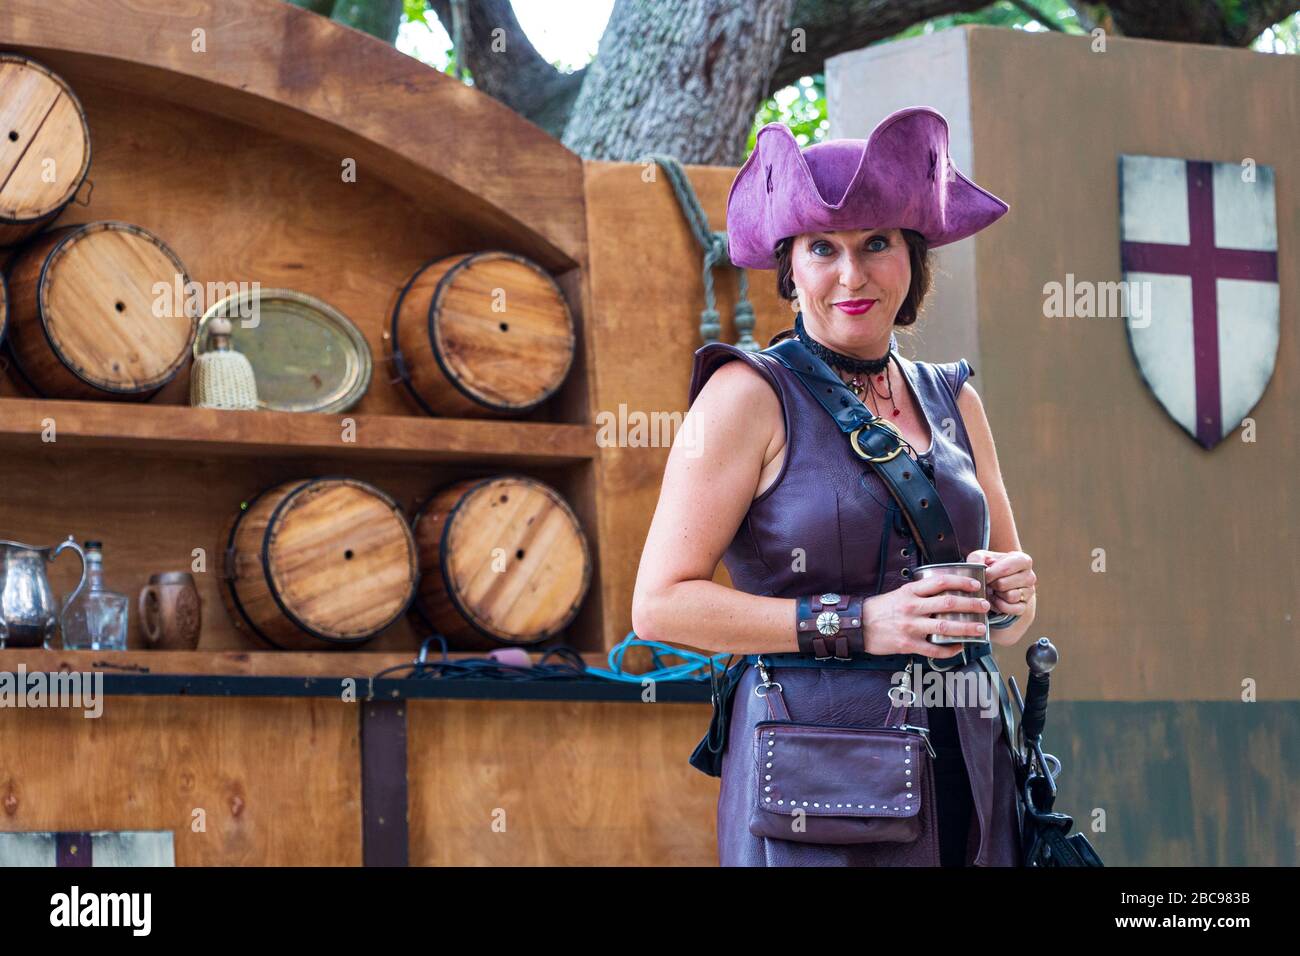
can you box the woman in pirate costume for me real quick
[633,107,1038,866]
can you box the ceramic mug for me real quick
[139,571,201,649]
[911,561,989,646]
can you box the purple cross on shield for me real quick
[1119,154,1279,449]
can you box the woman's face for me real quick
[790,227,910,353]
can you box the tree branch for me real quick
[1103,0,1300,46]
[770,0,993,89]
[427,0,585,138]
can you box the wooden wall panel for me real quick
[0,697,361,865]
[407,699,715,865]
[1,695,717,866]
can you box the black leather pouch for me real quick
[688,658,748,777]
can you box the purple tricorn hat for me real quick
[725,106,1010,270]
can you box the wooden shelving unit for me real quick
[0,3,613,667]
[0,398,596,465]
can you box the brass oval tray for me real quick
[194,288,371,413]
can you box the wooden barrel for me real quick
[2,221,195,400]
[221,477,418,650]
[0,54,92,248]
[385,251,576,417]
[411,475,592,649]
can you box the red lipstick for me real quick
[834,299,877,315]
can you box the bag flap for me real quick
[754,721,924,819]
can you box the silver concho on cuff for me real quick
[815,610,842,636]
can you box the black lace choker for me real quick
[794,311,893,374]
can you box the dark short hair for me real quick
[773,229,933,328]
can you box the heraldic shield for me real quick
[1118,154,1279,450]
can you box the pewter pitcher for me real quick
[0,536,88,649]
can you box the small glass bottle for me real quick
[60,540,129,651]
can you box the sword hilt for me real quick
[1022,637,1056,743]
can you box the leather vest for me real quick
[686,336,988,599]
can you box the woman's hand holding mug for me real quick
[966,549,1036,617]
[861,574,990,659]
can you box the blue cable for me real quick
[584,632,733,683]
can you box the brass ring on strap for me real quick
[850,418,905,463]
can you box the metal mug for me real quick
[0,536,88,649]
[911,561,990,646]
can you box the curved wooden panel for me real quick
[0,0,584,271]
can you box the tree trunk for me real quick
[562,0,797,165]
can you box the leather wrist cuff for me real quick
[795,592,865,661]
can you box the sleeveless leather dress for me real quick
[687,334,1022,867]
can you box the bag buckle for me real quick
[849,418,905,463]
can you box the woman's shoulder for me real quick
[910,355,975,401]
[687,341,782,408]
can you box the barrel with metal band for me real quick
[384,251,576,418]
[219,476,418,650]
[0,54,92,249]
[795,591,865,660]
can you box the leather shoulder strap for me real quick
[765,337,963,566]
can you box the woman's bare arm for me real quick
[631,359,797,656]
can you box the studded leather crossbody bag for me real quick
[745,654,937,844]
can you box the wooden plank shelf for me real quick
[0,650,714,703]
[0,648,594,677]
[0,397,596,465]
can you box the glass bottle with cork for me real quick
[60,540,129,650]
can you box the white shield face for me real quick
[1119,154,1279,449]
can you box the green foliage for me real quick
[1253,11,1300,52]
[403,0,429,26]
[749,74,826,151]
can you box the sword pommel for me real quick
[1027,636,1058,675]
